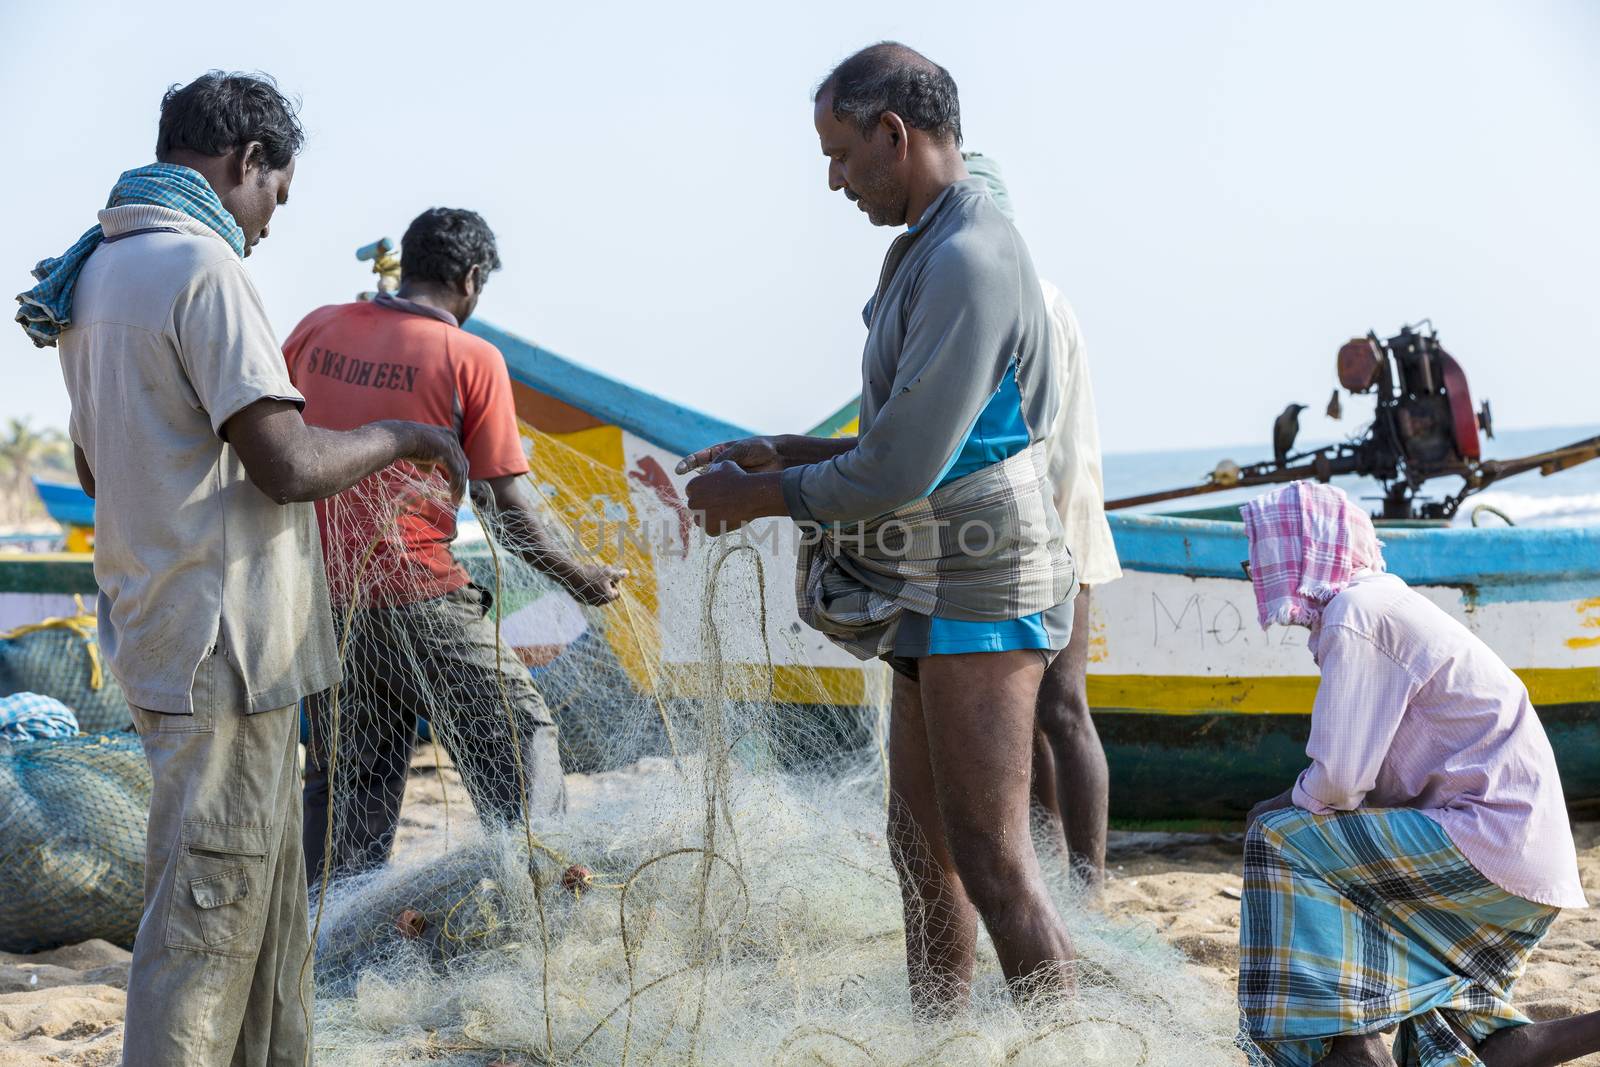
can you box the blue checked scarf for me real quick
[15,163,246,347]
[0,692,78,741]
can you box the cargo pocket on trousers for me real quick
[165,822,269,955]
[190,866,252,946]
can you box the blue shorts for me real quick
[884,595,1075,681]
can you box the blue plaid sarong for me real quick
[1238,807,1558,1067]
[0,692,78,741]
[15,163,246,347]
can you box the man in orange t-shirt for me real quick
[284,207,625,883]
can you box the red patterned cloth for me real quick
[1240,482,1385,628]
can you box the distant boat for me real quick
[31,478,94,528]
[3,317,1594,821]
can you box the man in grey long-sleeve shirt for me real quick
[776,176,1059,524]
[681,42,1077,1013]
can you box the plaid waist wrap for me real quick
[1238,807,1558,1067]
[15,163,247,347]
[794,441,1076,660]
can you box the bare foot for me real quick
[1478,1010,1600,1067]
[1317,1034,1397,1066]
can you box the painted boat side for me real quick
[1111,512,1600,604]
[6,320,1593,819]
[1094,702,1600,821]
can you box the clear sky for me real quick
[4,0,1596,456]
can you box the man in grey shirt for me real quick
[20,72,466,1065]
[680,43,1077,1012]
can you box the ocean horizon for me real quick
[1102,422,1600,527]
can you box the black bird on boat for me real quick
[1273,403,1308,468]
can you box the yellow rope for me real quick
[0,595,103,690]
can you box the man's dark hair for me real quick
[156,71,304,170]
[400,208,503,288]
[816,42,962,146]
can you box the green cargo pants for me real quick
[124,649,311,1066]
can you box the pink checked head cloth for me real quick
[1240,481,1386,629]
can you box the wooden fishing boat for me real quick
[1089,511,1599,820]
[4,317,1595,821]
[470,320,1600,820]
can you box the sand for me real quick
[0,940,127,1066]
[1099,822,1600,1066]
[5,749,1599,1065]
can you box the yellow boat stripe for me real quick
[1088,674,1319,715]
[652,665,1597,713]
[1088,667,1600,715]
[658,664,879,706]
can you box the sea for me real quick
[1102,423,1600,528]
[9,424,1594,553]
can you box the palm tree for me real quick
[0,417,70,526]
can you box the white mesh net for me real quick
[303,425,1242,1065]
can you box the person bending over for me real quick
[1236,481,1596,1067]
[283,207,625,885]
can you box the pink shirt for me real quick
[1293,573,1587,909]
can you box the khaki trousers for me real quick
[124,650,311,1066]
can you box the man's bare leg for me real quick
[1031,729,1065,826]
[1316,1033,1396,1066]
[887,671,979,1014]
[1477,1011,1600,1067]
[1034,586,1108,890]
[918,650,1077,1002]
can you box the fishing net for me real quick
[0,733,149,952]
[308,426,1242,1066]
[0,611,132,734]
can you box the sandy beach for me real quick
[1100,826,1600,1067]
[4,750,1598,1066]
